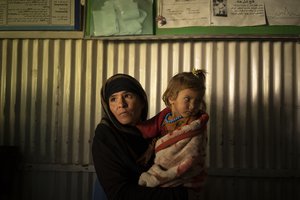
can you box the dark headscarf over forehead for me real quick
[101,74,148,123]
[105,77,142,102]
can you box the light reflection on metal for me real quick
[0,39,299,200]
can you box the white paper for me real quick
[0,0,75,26]
[157,0,266,28]
[265,0,300,25]
[210,0,266,26]
[157,0,210,28]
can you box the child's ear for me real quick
[168,96,175,105]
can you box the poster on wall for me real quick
[0,0,81,30]
[264,0,300,25]
[210,0,266,26]
[156,0,266,28]
[156,0,211,28]
[156,0,300,28]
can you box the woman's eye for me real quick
[109,97,116,102]
[124,93,133,99]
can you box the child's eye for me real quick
[184,97,190,102]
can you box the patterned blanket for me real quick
[138,114,208,188]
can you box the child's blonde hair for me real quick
[162,69,206,110]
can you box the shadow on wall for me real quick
[198,174,300,200]
[0,146,22,200]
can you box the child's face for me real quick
[169,88,202,118]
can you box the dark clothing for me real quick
[92,121,188,200]
[92,74,188,200]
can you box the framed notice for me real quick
[0,0,81,31]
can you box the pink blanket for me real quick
[138,114,208,188]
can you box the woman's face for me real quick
[108,91,144,125]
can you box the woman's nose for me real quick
[117,97,127,108]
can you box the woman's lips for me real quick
[119,111,129,116]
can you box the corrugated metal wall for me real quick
[0,39,299,200]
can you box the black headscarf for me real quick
[100,74,148,135]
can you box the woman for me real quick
[92,74,193,199]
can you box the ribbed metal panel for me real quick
[0,39,299,200]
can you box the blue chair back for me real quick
[92,178,108,200]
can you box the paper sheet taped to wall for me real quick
[0,0,81,30]
[157,0,300,28]
[157,0,266,28]
[264,0,300,25]
[210,0,266,26]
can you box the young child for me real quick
[137,69,209,189]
